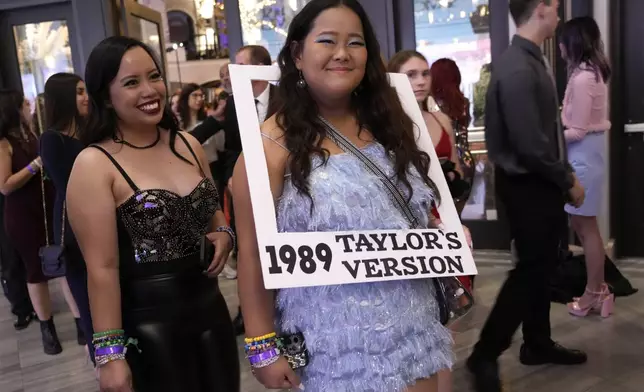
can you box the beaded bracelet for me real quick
[93,329,125,339]
[244,332,276,344]
[92,330,141,368]
[216,226,236,251]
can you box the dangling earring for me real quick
[297,71,307,88]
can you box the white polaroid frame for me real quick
[230,64,477,289]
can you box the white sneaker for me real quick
[222,264,237,280]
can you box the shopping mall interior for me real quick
[1,0,644,391]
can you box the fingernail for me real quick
[297,384,305,390]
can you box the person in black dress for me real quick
[40,72,93,356]
[0,89,80,355]
[0,193,35,330]
[66,36,239,392]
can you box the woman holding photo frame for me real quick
[231,1,466,391]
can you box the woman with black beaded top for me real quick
[66,36,239,391]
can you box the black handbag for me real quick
[440,158,471,200]
[319,116,474,326]
[277,332,309,369]
[38,166,67,278]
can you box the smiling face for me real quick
[108,46,165,127]
[76,80,89,117]
[398,56,431,104]
[294,5,367,102]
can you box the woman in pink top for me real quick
[559,17,613,318]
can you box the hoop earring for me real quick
[297,71,307,88]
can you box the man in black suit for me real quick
[191,45,278,189]
[190,45,278,335]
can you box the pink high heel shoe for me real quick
[568,285,614,318]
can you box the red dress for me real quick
[3,133,54,283]
[427,113,474,293]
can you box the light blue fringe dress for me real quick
[275,142,453,392]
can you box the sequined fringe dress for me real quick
[275,142,453,392]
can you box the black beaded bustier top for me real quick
[116,178,218,263]
[90,138,219,266]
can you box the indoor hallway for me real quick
[1,253,643,392]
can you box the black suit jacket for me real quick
[190,84,279,182]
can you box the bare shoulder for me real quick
[178,130,201,150]
[258,115,289,175]
[433,111,454,134]
[72,146,114,177]
[0,138,11,152]
[260,114,286,141]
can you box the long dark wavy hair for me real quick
[559,17,611,83]
[275,0,439,205]
[0,89,32,151]
[44,72,85,136]
[429,58,471,128]
[387,50,431,112]
[82,36,187,162]
[177,83,205,129]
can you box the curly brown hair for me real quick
[275,0,440,206]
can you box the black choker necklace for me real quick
[113,128,161,149]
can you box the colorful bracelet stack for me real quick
[244,332,280,369]
[216,226,236,250]
[92,329,140,368]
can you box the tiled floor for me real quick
[1,253,643,392]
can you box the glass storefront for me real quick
[134,17,164,64]
[414,0,495,221]
[239,0,311,61]
[12,21,74,103]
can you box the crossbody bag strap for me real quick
[39,166,50,246]
[317,116,420,229]
[61,202,66,245]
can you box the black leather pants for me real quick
[122,267,240,392]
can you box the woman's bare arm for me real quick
[67,148,122,333]
[232,117,289,337]
[0,139,40,196]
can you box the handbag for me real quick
[38,166,67,278]
[318,116,474,326]
[440,158,470,200]
[277,332,309,369]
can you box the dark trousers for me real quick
[0,195,33,317]
[66,248,94,362]
[1,250,33,317]
[473,169,566,359]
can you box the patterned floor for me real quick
[1,252,643,391]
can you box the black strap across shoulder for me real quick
[317,116,420,229]
[176,132,206,177]
[89,145,139,191]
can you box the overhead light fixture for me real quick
[420,0,455,10]
[197,0,214,19]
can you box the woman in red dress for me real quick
[388,50,472,267]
